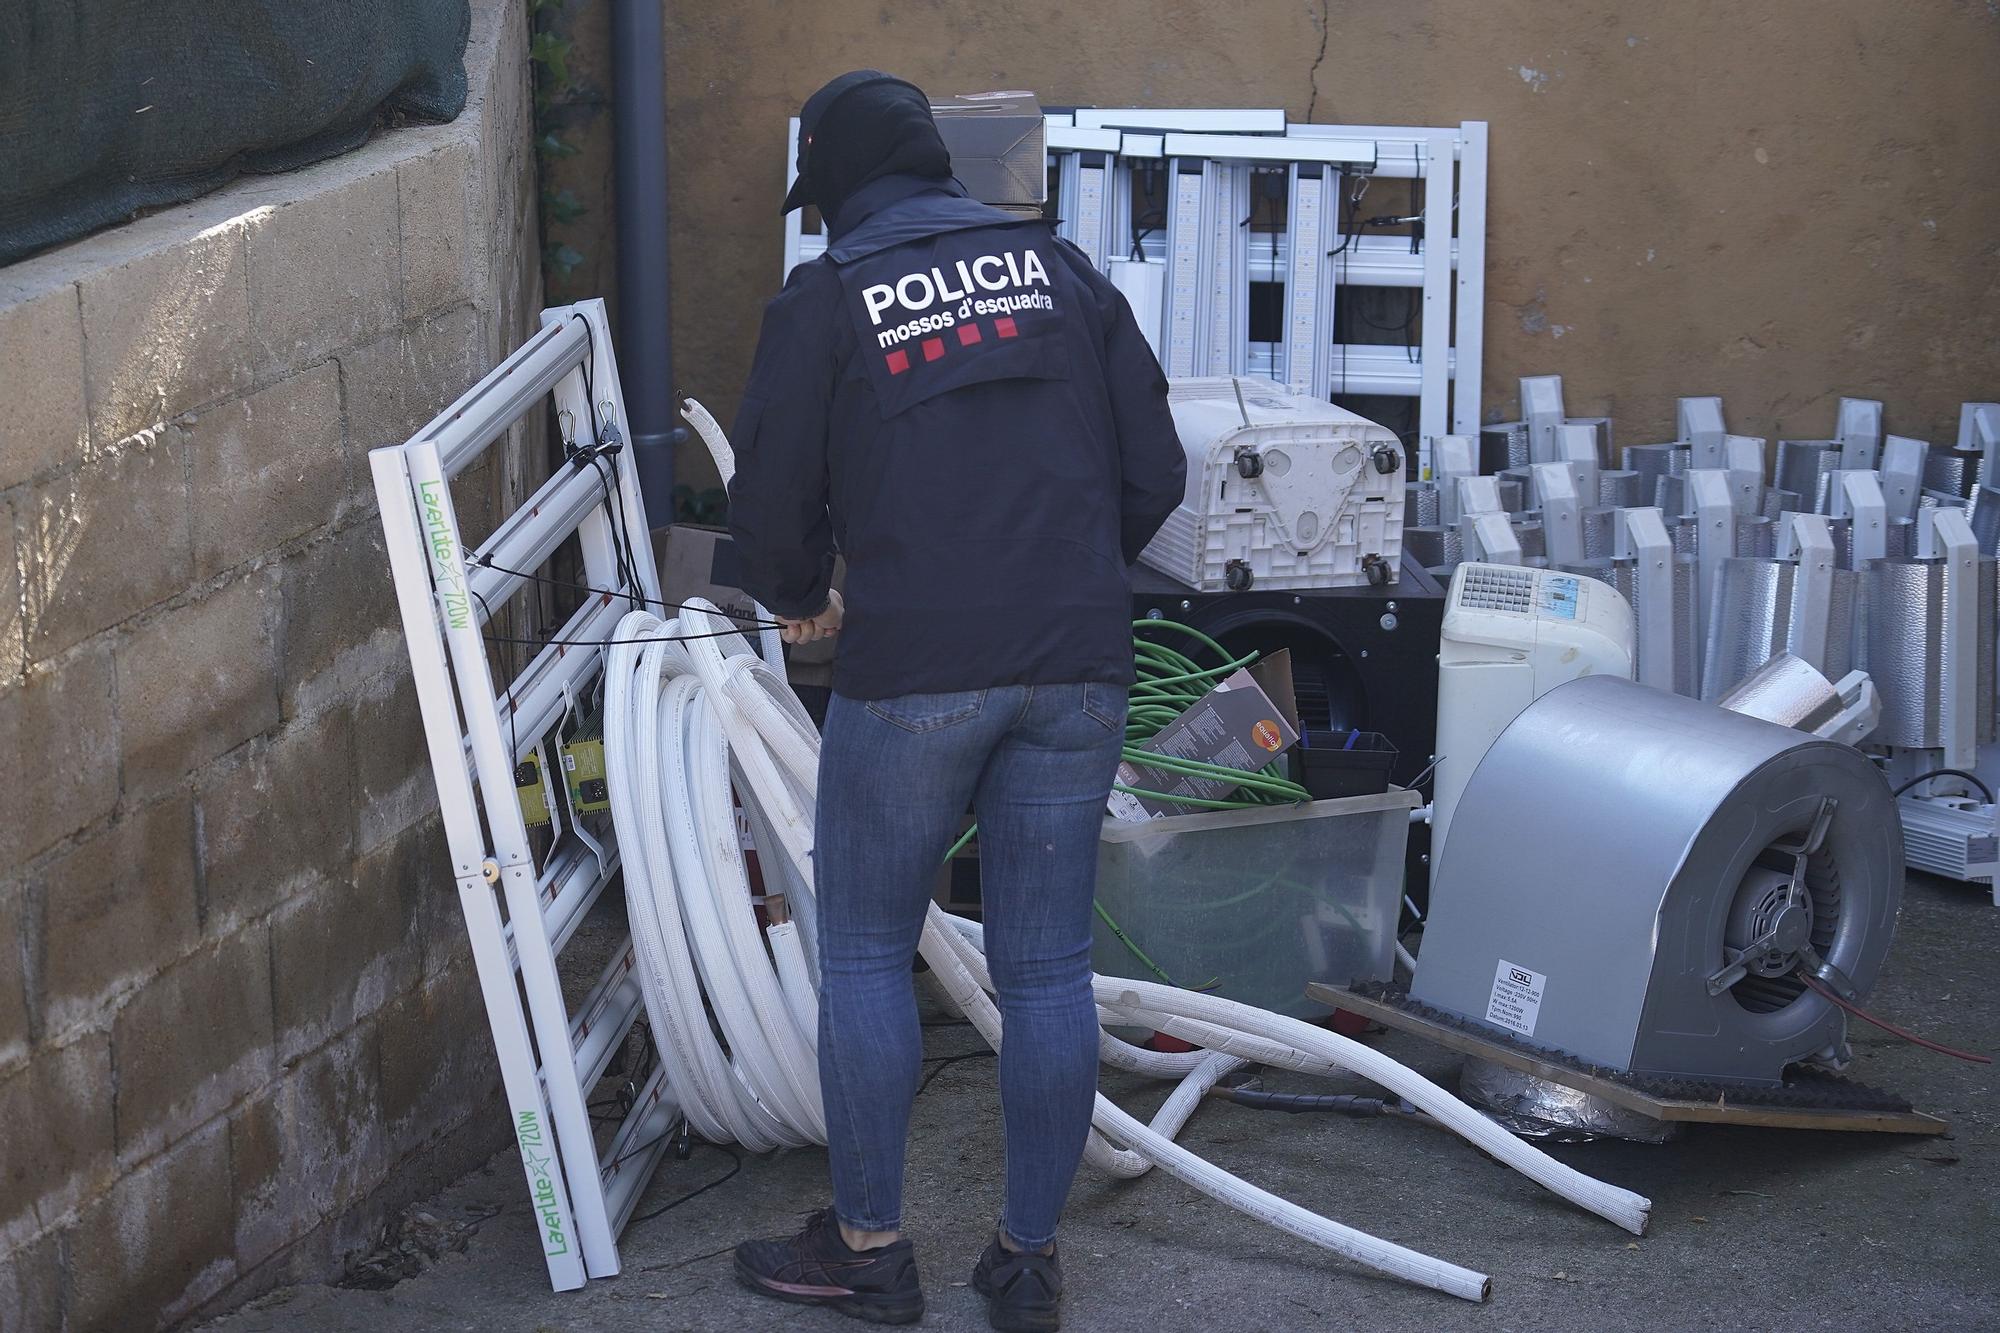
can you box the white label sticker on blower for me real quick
[1486,959,1546,1037]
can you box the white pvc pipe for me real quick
[1098,987,1651,1235]
[936,911,1648,1236]
[928,901,1488,1297]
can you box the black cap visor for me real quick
[783,69,914,213]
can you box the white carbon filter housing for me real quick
[1570,417,1615,469]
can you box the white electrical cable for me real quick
[598,402,1655,1301]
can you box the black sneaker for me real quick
[970,1232,1062,1333]
[733,1207,925,1325]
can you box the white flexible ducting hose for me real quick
[601,404,1655,1301]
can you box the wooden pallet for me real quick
[1306,983,1948,1136]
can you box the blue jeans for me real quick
[815,682,1126,1249]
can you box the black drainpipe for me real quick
[610,0,677,528]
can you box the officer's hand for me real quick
[778,590,843,645]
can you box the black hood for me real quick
[783,70,952,220]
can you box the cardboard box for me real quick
[931,91,1047,207]
[1108,650,1300,821]
[651,525,842,682]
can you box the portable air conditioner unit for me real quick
[1430,563,1634,867]
[1143,377,1406,592]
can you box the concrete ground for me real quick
[204,873,1997,1333]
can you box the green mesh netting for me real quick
[0,1,471,265]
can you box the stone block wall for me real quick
[0,1,542,1327]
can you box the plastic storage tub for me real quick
[1091,790,1417,1018]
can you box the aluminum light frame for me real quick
[780,110,1491,475]
[371,299,678,1292]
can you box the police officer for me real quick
[728,71,1185,1331]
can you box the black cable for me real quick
[586,453,641,605]
[482,626,781,649]
[1327,151,1432,399]
[1889,767,1996,804]
[1330,176,1368,397]
[1218,1089,1394,1117]
[470,587,524,764]
[1347,163,1421,359]
[1346,289,1419,342]
[1327,173,1365,259]
[605,460,646,601]
[1404,150,1421,362]
[471,555,783,627]
[591,436,648,610]
[915,1050,996,1097]
[1129,163,1164,260]
[469,570,773,744]
[567,312,606,456]
[1130,209,1164,261]
[627,1141,745,1225]
[565,312,646,603]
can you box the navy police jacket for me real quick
[727,174,1186,700]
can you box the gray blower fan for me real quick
[1412,672,1902,1087]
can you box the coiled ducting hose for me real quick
[598,404,1654,1302]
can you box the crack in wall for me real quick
[1305,0,1330,122]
